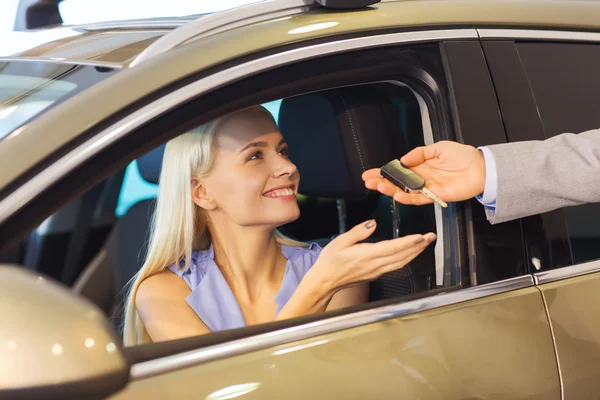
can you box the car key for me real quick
[380,159,448,208]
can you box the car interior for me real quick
[0,82,440,343]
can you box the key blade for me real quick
[421,187,448,208]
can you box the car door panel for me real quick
[537,272,600,399]
[113,286,558,399]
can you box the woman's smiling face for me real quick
[195,107,301,228]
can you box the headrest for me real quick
[279,86,403,198]
[136,144,165,184]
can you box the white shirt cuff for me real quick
[477,146,498,205]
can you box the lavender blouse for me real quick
[168,243,322,332]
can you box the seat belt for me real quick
[61,183,105,285]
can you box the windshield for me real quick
[59,0,265,25]
[0,61,117,141]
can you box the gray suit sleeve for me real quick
[485,128,600,224]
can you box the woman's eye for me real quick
[248,151,262,161]
[279,147,289,157]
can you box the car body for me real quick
[1,0,600,398]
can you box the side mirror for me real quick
[0,265,129,399]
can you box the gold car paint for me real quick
[2,0,600,192]
[112,287,559,399]
[0,266,127,390]
[538,272,600,399]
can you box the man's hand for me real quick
[362,141,487,205]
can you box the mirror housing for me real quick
[0,265,129,399]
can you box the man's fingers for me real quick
[365,177,434,205]
[400,144,439,167]
[364,176,401,197]
[361,168,382,181]
[392,191,434,206]
[364,178,381,191]
[376,180,402,198]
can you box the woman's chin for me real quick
[274,208,300,227]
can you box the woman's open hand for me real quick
[310,220,436,295]
[276,220,436,320]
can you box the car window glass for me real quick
[25,82,444,316]
[0,61,118,141]
[516,42,600,267]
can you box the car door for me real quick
[0,21,559,400]
[481,29,600,399]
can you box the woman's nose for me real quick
[273,159,297,178]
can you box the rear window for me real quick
[0,61,118,141]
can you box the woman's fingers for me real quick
[374,240,432,275]
[368,233,436,258]
[376,253,424,277]
[326,219,377,251]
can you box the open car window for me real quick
[21,80,449,347]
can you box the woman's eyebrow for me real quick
[239,138,287,153]
[239,141,267,153]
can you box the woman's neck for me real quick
[209,222,286,303]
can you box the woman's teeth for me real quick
[265,188,294,198]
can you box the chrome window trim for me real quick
[0,28,478,226]
[534,259,600,285]
[477,29,600,43]
[130,275,534,379]
[131,0,318,66]
[0,57,125,69]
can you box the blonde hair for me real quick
[122,106,305,346]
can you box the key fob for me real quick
[380,159,425,192]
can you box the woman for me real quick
[123,106,436,346]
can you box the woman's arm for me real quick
[274,269,336,321]
[136,269,210,342]
[274,280,367,321]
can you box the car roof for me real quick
[1,0,600,191]
[6,0,600,68]
[0,16,200,68]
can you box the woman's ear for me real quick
[191,177,217,210]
